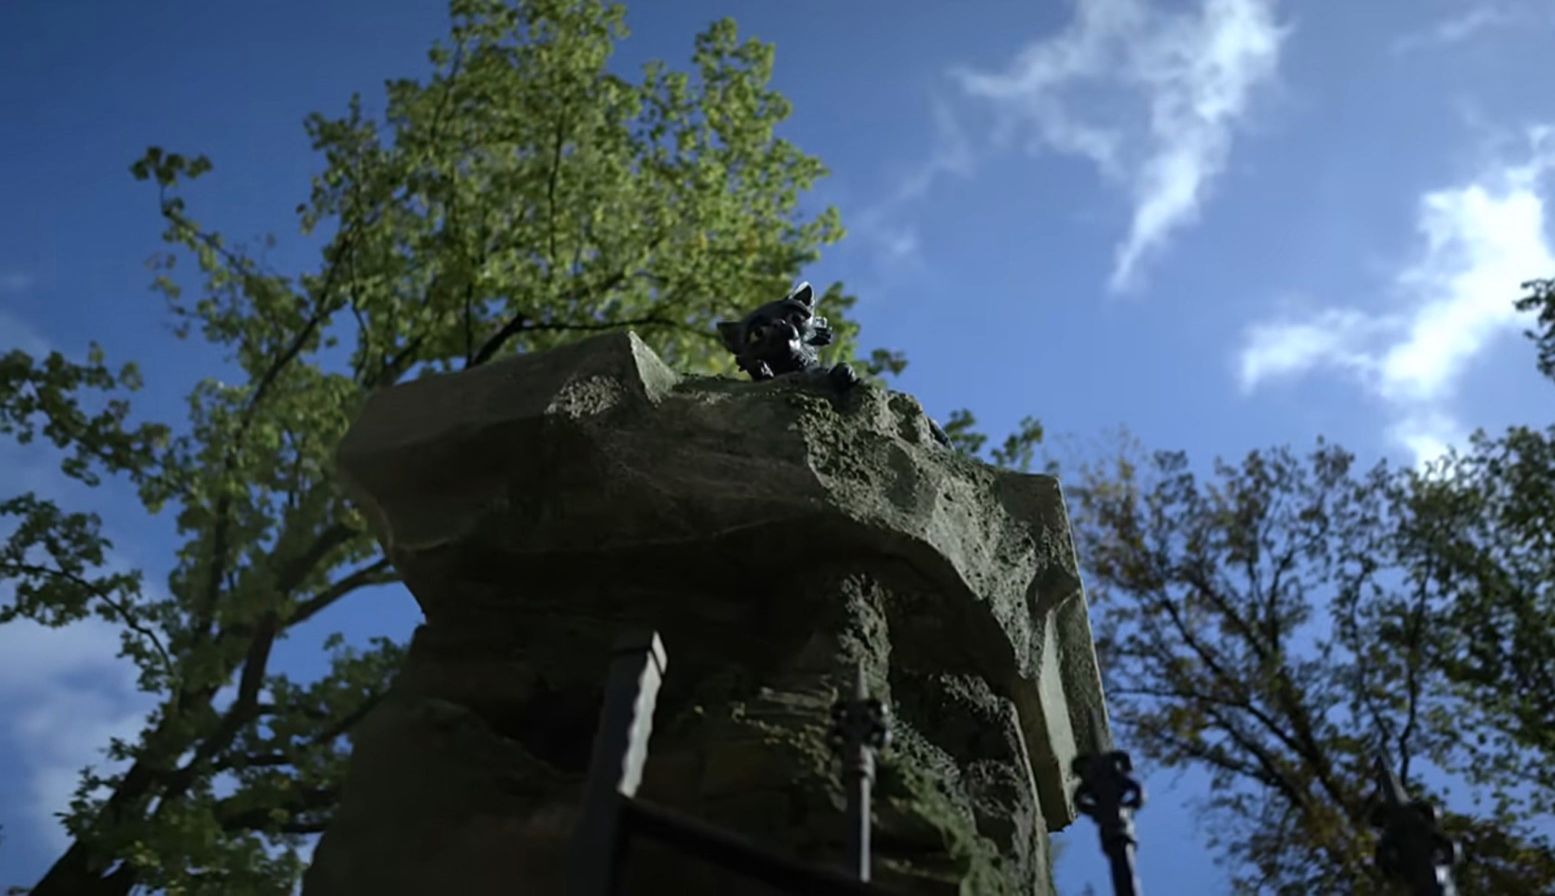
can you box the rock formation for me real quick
[302,331,1111,895]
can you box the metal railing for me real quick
[565,631,897,895]
[1068,743,1460,896]
[566,630,1460,896]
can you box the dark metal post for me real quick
[621,798,891,895]
[1371,753,1459,896]
[1073,750,1145,896]
[829,661,891,881]
[567,630,669,896]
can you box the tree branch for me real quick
[545,107,566,285]
[3,561,175,686]
[165,615,279,795]
[226,692,386,772]
[467,301,667,368]
[214,786,336,835]
[192,271,346,638]
[272,522,360,597]
[287,557,396,629]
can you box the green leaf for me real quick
[6,2,901,892]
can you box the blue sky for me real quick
[2,0,1553,892]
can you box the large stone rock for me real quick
[303,331,1111,896]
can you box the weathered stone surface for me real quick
[303,331,1110,896]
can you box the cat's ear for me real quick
[716,320,744,353]
[787,281,815,308]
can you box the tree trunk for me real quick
[27,841,136,896]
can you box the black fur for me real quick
[716,282,858,389]
[716,282,948,446]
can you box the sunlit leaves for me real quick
[6,1,880,892]
[0,348,168,488]
[1400,423,1555,814]
[0,493,147,634]
[935,408,1046,473]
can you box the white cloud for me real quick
[0,272,34,294]
[1391,4,1522,55]
[0,467,159,856]
[0,617,138,698]
[850,94,976,271]
[0,618,153,853]
[953,0,1287,291]
[875,226,921,262]
[0,308,50,356]
[1381,184,1551,401]
[1237,128,1555,464]
[1237,308,1394,390]
[895,94,976,203]
[1389,411,1470,468]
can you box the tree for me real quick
[1026,279,1555,892]
[1057,437,1555,893]
[1391,276,1555,816]
[1514,278,1555,382]
[949,281,1555,892]
[940,408,1045,471]
[0,1,889,892]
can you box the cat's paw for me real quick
[929,418,951,447]
[828,363,860,390]
[740,359,774,381]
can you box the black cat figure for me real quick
[716,281,860,391]
[716,282,950,448]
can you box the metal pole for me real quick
[829,660,891,881]
[621,798,887,895]
[567,630,669,896]
[1072,750,1145,896]
[1371,752,1459,896]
